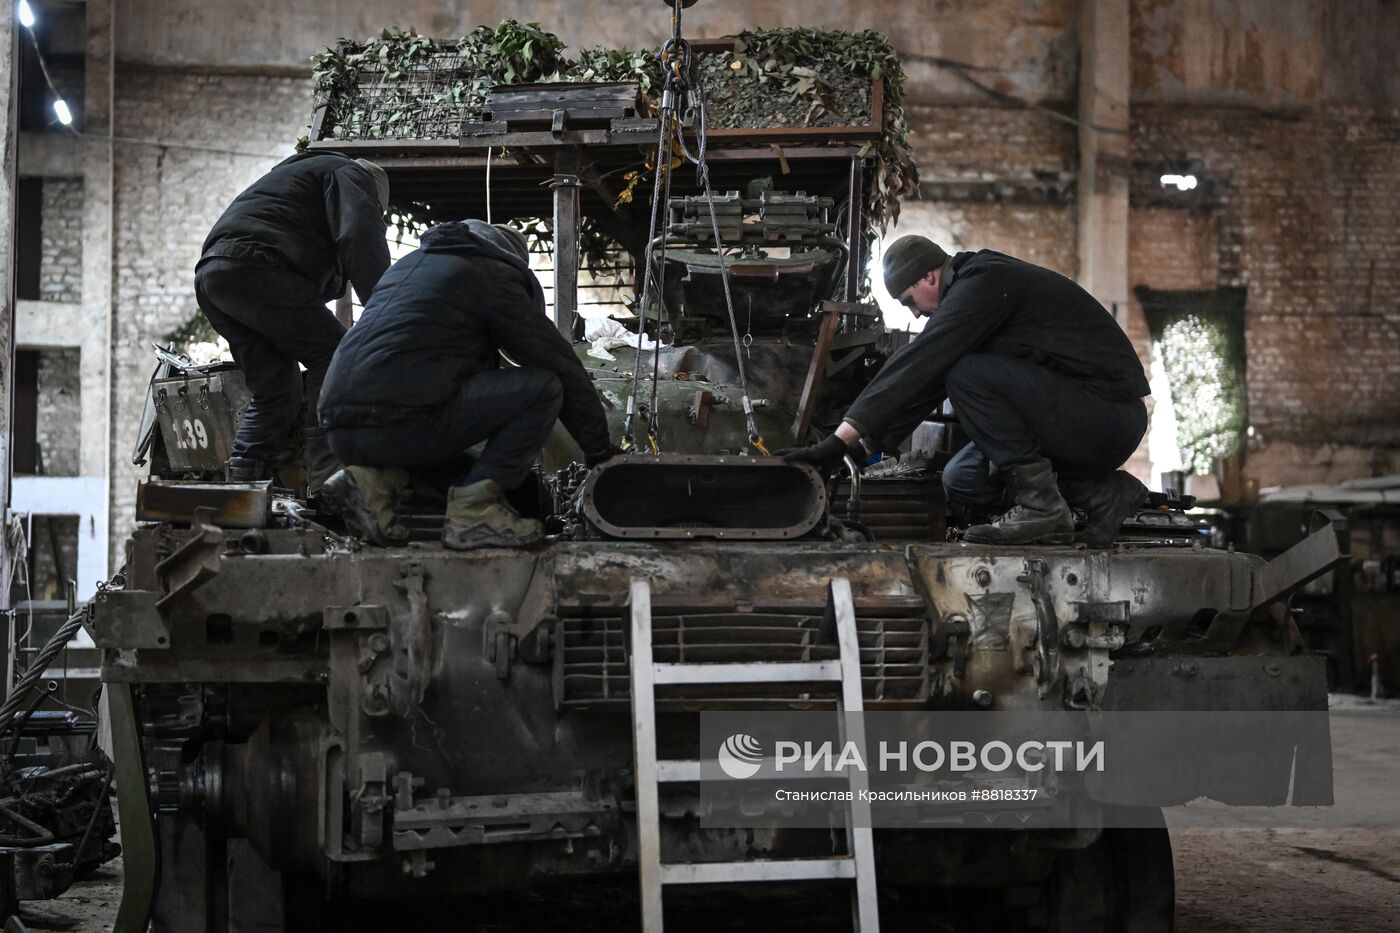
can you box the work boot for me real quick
[303,426,341,498]
[225,456,270,483]
[317,466,411,546]
[442,479,543,550]
[1060,470,1148,548]
[963,459,1074,545]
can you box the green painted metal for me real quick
[109,683,156,933]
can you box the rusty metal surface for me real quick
[96,521,1337,905]
[137,480,271,529]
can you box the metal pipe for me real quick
[65,766,114,878]
[844,155,865,302]
[843,454,862,524]
[0,804,56,847]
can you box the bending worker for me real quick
[783,236,1149,547]
[196,151,391,490]
[317,221,617,550]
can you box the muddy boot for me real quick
[226,456,270,483]
[963,459,1074,545]
[317,466,411,546]
[303,427,342,499]
[1061,470,1147,548]
[442,479,543,550]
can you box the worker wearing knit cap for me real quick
[780,235,1152,548]
[197,151,392,493]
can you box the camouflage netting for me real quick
[1138,287,1248,475]
[307,22,918,248]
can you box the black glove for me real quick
[775,434,855,472]
[585,444,625,468]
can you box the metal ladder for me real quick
[628,576,880,932]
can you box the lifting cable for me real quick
[621,108,674,453]
[621,0,769,456]
[676,61,769,455]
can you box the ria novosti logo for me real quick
[717,733,764,779]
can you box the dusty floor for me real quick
[1169,698,1400,933]
[13,699,1400,932]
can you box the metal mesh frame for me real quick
[318,42,479,141]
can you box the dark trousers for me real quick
[325,367,564,489]
[941,353,1147,507]
[195,257,345,464]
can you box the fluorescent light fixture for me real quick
[17,1,34,28]
[53,98,72,125]
[1159,173,1198,191]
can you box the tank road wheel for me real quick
[1049,821,1175,932]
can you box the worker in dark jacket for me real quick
[316,220,616,550]
[196,151,391,489]
[782,236,1150,546]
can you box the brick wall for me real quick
[109,69,311,553]
[98,60,1400,557]
[23,514,80,601]
[891,103,1147,471]
[39,178,83,303]
[35,347,80,476]
[901,104,1079,277]
[1129,104,1400,491]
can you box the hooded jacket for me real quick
[318,220,611,457]
[843,250,1150,442]
[200,151,390,304]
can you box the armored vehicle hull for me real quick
[94,508,1337,930]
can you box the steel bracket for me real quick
[154,507,223,611]
[1019,559,1061,699]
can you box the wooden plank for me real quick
[790,308,841,442]
[552,148,582,338]
[308,102,328,142]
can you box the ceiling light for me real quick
[1159,173,1198,191]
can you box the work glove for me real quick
[585,444,625,468]
[775,435,857,475]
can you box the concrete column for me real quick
[87,0,115,587]
[0,4,19,610]
[1076,0,1131,324]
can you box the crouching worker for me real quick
[316,221,617,549]
[196,152,391,490]
[782,235,1150,547]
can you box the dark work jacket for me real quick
[318,220,611,457]
[843,250,1150,443]
[199,152,389,305]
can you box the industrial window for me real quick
[1136,286,1247,476]
[15,178,42,300]
[12,347,81,478]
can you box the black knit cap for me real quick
[882,235,949,297]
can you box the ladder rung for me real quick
[661,858,856,885]
[651,661,842,686]
[654,759,853,783]
[654,759,703,783]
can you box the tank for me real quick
[90,52,1343,933]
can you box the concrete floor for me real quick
[1171,698,1400,933]
[16,700,1400,932]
